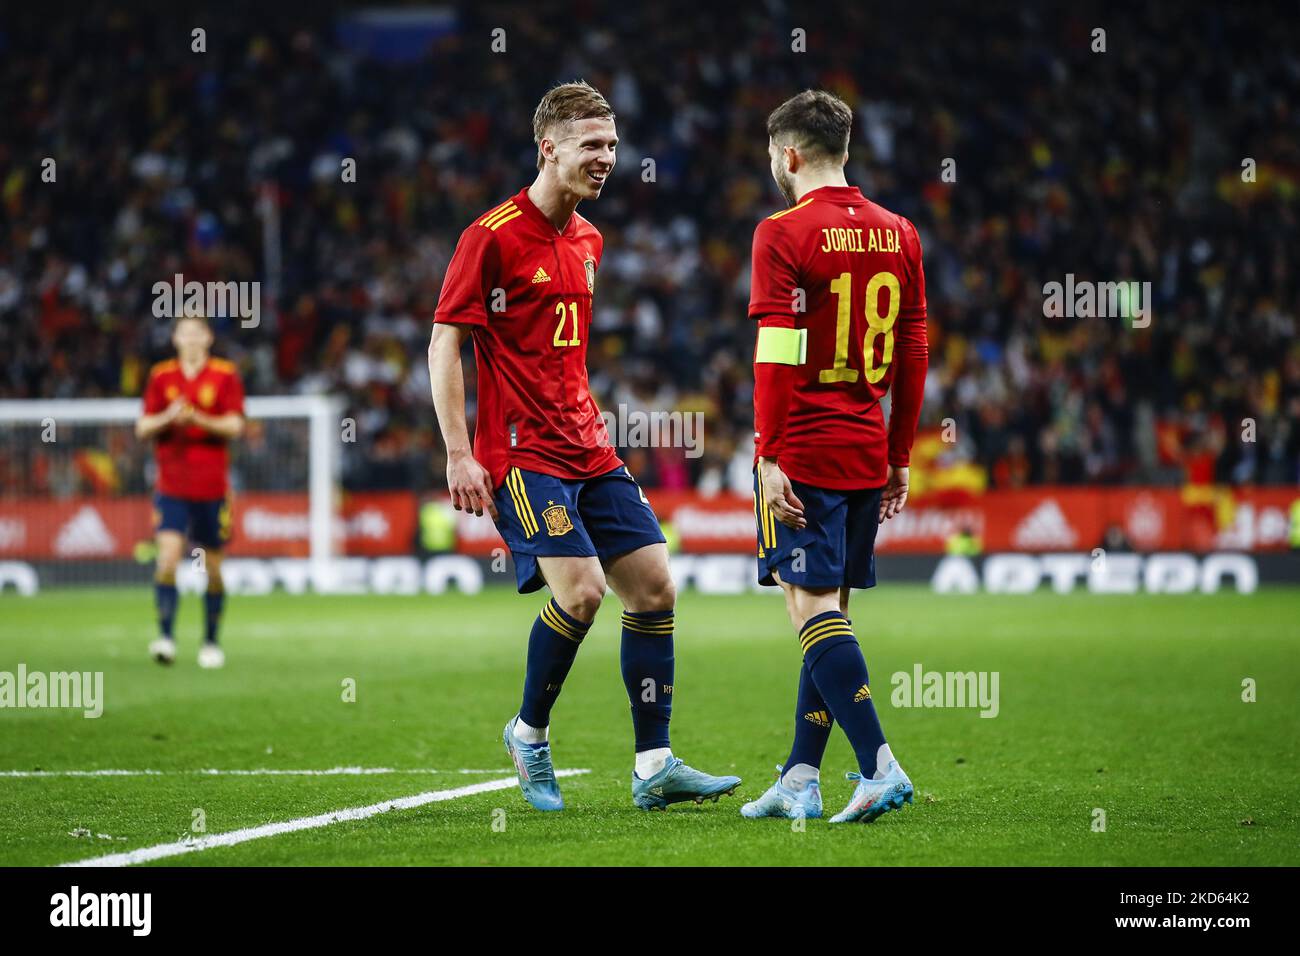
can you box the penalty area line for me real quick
[59,769,590,868]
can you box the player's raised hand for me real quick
[760,458,805,530]
[447,450,499,519]
[879,465,909,524]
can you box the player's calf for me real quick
[621,608,676,781]
[516,598,591,741]
[150,531,184,664]
[200,556,226,666]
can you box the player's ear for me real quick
[538,135,557,167]
[783,144,799,174]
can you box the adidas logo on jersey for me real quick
[853,684,872,703]
[803,710,831,728]
[530,267,551,284]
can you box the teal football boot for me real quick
[502,716,564,811]
[827,760,913,824]
[740,765,823,819]
[632,756,741,811]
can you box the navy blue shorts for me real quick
[154,493,233,550]
[493,465,666,593]
[754,466,884,590]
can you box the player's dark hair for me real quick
[766,89,853,165]
[533,81,615,170]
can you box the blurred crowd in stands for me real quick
[2,2,1297,497]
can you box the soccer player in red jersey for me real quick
[740,91,929,824]
[135,316,245,669]
[428,82,739,811]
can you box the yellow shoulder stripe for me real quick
[486,209,523,231]
[480,202,520,230]
[478,198,515,225]
[767,197,815,221]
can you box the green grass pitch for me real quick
[1,585,1297,866]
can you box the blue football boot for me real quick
[632,756,741,811]
[502,716,564,811]
[827,760,913,824]
[740,765,823,819]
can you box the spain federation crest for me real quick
[584,257,596,294]
[542,502,573,536]
[197,382,217,408]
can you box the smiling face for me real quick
[544,116,618,201]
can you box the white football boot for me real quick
[149,637,176,665]
[197,644,225,669]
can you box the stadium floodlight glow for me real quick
[0,395,342,591]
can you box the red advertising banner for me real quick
[452,486,1300,556]
[232,491,418,557]
[0,492,417,559]
[0,486,1295,559]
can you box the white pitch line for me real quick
[61,769,590,868]
[0,767,512,778]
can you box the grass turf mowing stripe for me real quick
[59,769,590,867]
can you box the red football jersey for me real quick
[434,187,621,487]
[749,185,929,490]
[142,357,245,499]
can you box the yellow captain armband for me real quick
[755,326,807,365]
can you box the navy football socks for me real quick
[204,590,225,645]
[799,610,889,778]
[783,660,834,775]
[620,610,675,752]
[519,599,590,729]
[155,578,178,639]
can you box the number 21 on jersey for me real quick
[553,300,580,347]
[819,271,898,384]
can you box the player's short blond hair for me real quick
[533,81,615,170]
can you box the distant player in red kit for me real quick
[428,82,739,812]
[136,316,245,669]
[740,90,929,824]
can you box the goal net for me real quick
[0,395,341,594]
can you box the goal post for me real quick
[0,394,342,592]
